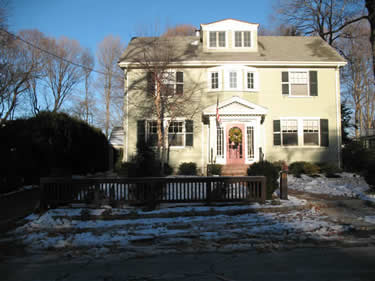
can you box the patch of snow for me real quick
[288,173,373,202]
[364,216,375,224]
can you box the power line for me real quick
[0,27,124,79]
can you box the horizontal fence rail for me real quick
[40,176,266,208]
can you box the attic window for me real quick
[234,31,251,47]
[209,31,226,48]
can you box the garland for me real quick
[229,127,242,145]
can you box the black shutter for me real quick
[309,71,318,96]
[273,120,281,146]
[282,72,289,95]
[185,120,193,146]
[137,120,145,147]
[320,119,329,147]
[147,72,155,95]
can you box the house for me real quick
[118,19,346,175]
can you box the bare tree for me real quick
[340,23,373,137]
[96,35,124,138]
[0,29,44,123]
[276,0,367,46]
[162,24,196,36]
[122,36,203,174]
[43,36,85,112]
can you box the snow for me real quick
[288,173,374,202]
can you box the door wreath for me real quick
[229,127,242,146]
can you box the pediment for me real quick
[203,96,268,116]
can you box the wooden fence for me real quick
[40,176,267,208]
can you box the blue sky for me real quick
[10,0,275,52]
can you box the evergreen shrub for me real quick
[247,161,279,200]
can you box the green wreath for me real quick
[229,127,242,145]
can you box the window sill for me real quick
[283,95,314,98]
[274,145,328,149]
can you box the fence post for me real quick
[261,176,267,202]
[39,178,46,213]
[206,178,212,204]
[280,171,288,200]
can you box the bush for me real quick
[247,161,279,200]
[316,162,341,177]
[271,161,284,173]
[207,164,223,176]
[178,162,197,175]
[364,161,375,188]
[289,161,320,177]
[342,141,375,172]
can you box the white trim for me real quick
[201,122,205,175]
[335,67,342,168]
[125,70,129,162]
[119,61,347,68]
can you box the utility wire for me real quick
[0,27,124,79]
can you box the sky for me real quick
[9,0,275,54]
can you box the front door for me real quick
[227,124,245,164]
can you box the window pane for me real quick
[218,32,225,47]
[282,133,298,146]
[304,133,319,145]
[235,31,242,47]
[176,84,183,95]
[229,71,237,88]
[176,72,183,83]
[209,32,216,47]
[247,72,254,89]
[247,126,254,158]
[211,72,219,89]
[291,84,308,96]
[217,127,224,156]
[244,31,251,47]
[168,133,183,146]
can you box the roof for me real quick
[119,36,346,65]
[200,18,259,27]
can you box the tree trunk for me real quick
[366,0,375,82]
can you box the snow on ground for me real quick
[11,196,351,258]
[288,173,374,201]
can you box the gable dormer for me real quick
[200,19,259,53]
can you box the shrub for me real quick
[272,161,284,173]
[178,162,197,175]
[247,161,279,200]
[364,161,375,188]
[207,164,223,176]
[316,162,341,177]
[289,161,320,177]
[342,141,375,172]
[0,112,109,192]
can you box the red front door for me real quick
[227,124,245,164]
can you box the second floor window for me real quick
[234,31,251,47]
[247,72,254,89]
[147,71,184,96]
[229,71,237,88]
[282,70,318,97]
[209,31,226,48]
[211,72,219,89]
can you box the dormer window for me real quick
[234,31,251,47]
[209,31,226,48]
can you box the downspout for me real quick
[125,69,129,162]
[335,66,342,168]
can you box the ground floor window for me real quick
[138,119,193,147]
[273,118,329,147]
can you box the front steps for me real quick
[221,164,249,176]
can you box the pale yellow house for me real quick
[118,19,346,174]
